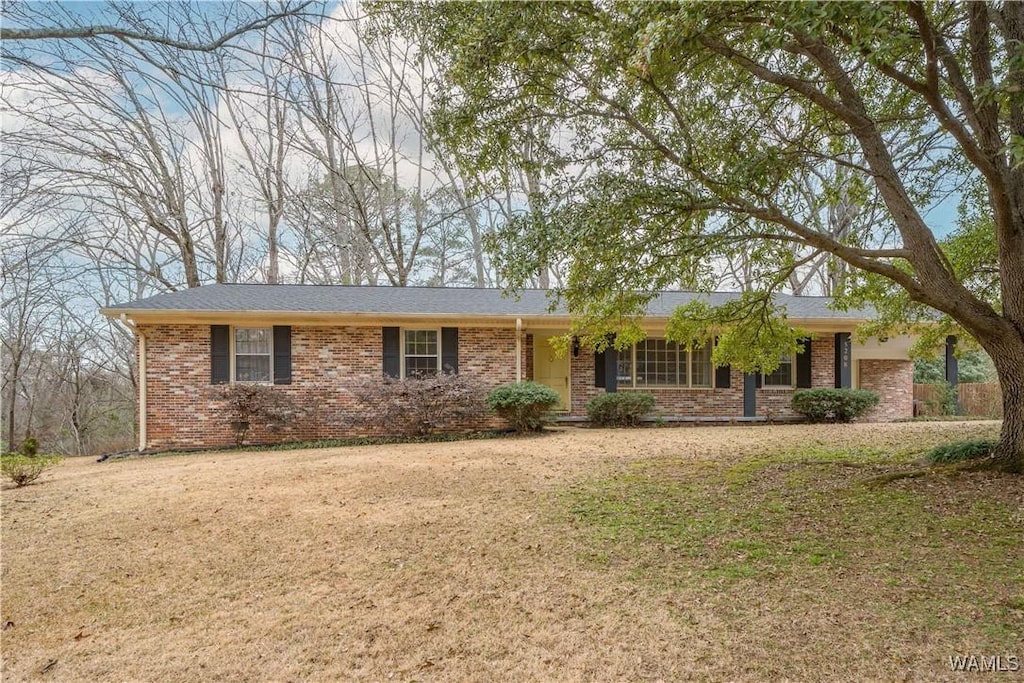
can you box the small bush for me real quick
[18,437,39,457]
[208,384,302,446]
[348,373,488,437]
[923,381,958,416]
[586,392,656,427]
[486,381,561,432]
[791,388,880,423]
[925,439,997,464]
[1,454,63,487]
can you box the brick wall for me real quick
[619,368,746,418]
[570,346,604,415]
[605,333,837,421]
[811,334,835,388]
[139,327,910,448]
[523,334,534,381]
[754,333,836,420]
[140,325,521,450]
[859,359,914,421]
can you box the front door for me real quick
[534,335,571,411]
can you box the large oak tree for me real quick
[374,1,1024,472]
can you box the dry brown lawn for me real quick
[2,422,1021,682]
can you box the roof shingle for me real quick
[103,284,870,320]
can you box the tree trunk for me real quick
[988,337,1024,473]
[267,212,280,284]
[5,382,15,452]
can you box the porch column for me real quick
[743,373,757,417]
[945,335,961,415]
[834,332,852,388]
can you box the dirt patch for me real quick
[1,422,1015,681]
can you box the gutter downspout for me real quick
[121,314,146,452]
[515,318,523,382]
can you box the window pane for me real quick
[616,353,633,384]
[235,327,271,355]
[406,355,438,377]
[236,355,271,382]
[764,355,793,386]
[637,339,678,386]
[405,330,438,356]
[234,328,271,382]
[404,330,438,377]
[691,345,712,387]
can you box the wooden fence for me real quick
[913,382,1003,418]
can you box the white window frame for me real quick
[617,338,716,389]
[401,328,441,378]
[762,353,796,388]
[231,326,274,384]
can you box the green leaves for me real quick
[370,0,1019,376]
[665,294,807,373]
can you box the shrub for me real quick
[926,382,959,416]
[348,373,488,437]
[18,437,39,457]
[791,388,880,423]
[486,381,561,432]
[208,384,302,446]
[1,454,63,487]
[925,439,997,464]
[586,392,656,426]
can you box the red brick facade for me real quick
[859,359,914,421]
[137,325,912,449]
[602,333,837,421]
[140,325,521,450]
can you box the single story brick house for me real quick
[102,284,917,450]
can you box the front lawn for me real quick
[566,424,1023,677]
[1,421,1019,681]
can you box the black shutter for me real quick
[604,345,618,393]
[755,373,762,388]
[211,325,230,384]
[796,338,813,388]
[713,336,730,388]
[441,327,459,374]
[382,327,400,378]
[594,349,606,388]
[273,326,292,385]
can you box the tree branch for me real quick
[0,2,314,51]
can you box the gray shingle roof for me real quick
[103,284,870,320]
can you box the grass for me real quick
[2,420,1020,681]
[566,425,1023,670]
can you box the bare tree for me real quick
[217,28,294,283]
[1,1,313,54]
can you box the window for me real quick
[636,339,680,386]
[616,355,633,385]
[404,329,439,377]
[234,327,272,382]
[763,353,794,387]
[618,338,715,388]
[690,344,713,387]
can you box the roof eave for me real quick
[101,307,870,331]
